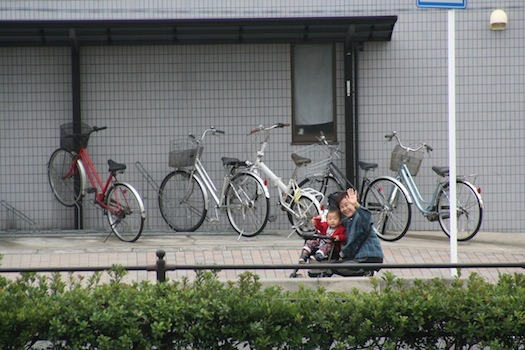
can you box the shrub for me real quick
[0,267,524,349]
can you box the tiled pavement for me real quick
[1,230,524,285]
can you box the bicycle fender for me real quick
[373,176,414,204]
[463,180,484,207]
[298,191,322,214]
[234,170,270,199]
[112,181,147,218]
[75,159,87,199]
[449,179,484,208]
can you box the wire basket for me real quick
[60,122,91,152]
[389,145,424,176]
[294,143,333,178]
[168,139,203,168]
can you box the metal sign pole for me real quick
[447,9,458,277]
[417,0,465,277]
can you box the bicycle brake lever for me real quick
[384,132,395,141]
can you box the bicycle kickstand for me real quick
[103,230,113,243]
[287,223,303,238]
[103,219,120,242]
[237,229,245,241]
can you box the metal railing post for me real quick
[156,250,166,282]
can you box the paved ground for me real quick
[1,229,524,287]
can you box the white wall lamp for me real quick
[490,9,508,31]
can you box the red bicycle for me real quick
[47,123,146,242]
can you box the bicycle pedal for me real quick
[268,215,277,222]
[86,187,96,194]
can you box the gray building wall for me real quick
[1,0,524,233]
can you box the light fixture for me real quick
[490,9,508,31]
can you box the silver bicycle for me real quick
[158,126,270,237]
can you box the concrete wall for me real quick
[1,1,524,233]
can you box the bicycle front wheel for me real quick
[298,174,344,207]
[48,148,83,207]
[437,180,483,241]
[106,183,145,242]
[158,170,207,232]
[363,178,411,242]
[287,195,321,235]
[225,173,270,237]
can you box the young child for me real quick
[298,209,346,263]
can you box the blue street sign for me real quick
[417,0,466,8]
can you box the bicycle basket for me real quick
[294,144,333,178]
[389,144,424,176]
[60,122,91,152]
[168,139,203,168]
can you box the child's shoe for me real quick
[299,252,309,263]
[314,251,325,262]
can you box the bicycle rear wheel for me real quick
[298,174,344,207]
[48,148,83,207]
[158,170,207,232]
[287,195,321,235]
[437,180,483,241]
[106,183,145,242]
[363,178,411,242]
[225,172,270,237]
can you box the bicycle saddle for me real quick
[108,159,126,173]
[358,161,378,171]
[290,153,311,167]
[432,166,449,177]
[221,157,249,168]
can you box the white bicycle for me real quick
[246,123,324,235]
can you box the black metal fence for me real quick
[1,250,524,282]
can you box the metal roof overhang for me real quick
[0,16,397,47]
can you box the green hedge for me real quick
[1,267,524,349]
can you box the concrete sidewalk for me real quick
[1,229,524,287]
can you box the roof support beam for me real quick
[70,28,83,229]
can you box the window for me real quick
[291,43,336,143]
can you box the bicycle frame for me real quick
[327,162,355,191]
[254,159,297,202]
[66,148,126,214]
[397,163,441,216]
[192,156,269,212]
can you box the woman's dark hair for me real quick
[327,191,348,210]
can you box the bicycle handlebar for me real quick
[385,131,433,153]
[249,122,290,135]
[189,126,226,142]
[315,131,343,156]
[299,233,335,241]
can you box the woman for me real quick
[335,188,383,266]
